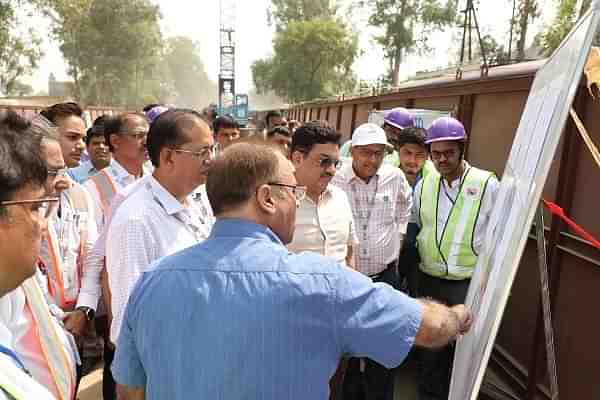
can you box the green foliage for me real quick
[539,0,595,56]
[0,1,42,96]
[366,0,458,85]
[252,19,358,103]
[268,0,337,30]
[41,0,163,106]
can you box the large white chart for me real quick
[449,2,600,399]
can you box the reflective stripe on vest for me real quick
[21,279,76,400]
[89,169,117,214]
[417,166,494,280]
[0,355,56,400]
[40,185,89,311]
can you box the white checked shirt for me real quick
[287,185,358,265]
[332,163,413,277]
[412,162,499,255]
[78,160,146,312]
[106,175,214,342]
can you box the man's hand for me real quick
[415,300,473,349]
[451,304,473,335]
[63,310,87,337]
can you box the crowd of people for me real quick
[0,102,498,400]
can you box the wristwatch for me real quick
[76,306,95,322]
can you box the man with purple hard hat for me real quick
[382,107,415,167]
[413,116,499,399]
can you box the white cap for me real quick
[351,123,391,147]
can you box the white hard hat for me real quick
[351,123,391,147]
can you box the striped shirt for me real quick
[332,163,413,276]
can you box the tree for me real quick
[0,2,42,96]
[41,0,163,106]
[539,0,596,56]
[160,36,217,108]
[268,0,337,30]
[513,0,540,60]
[366,0,458,86]
[252,19,359,103]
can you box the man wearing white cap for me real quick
[332,123,413,400]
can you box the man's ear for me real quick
[109,134,120,152]
[290,150,304,168]
[255,184,277,215]
[160,147,175,167]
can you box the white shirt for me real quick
[78,160,146,311]
[412,162,500,255]
[332,163,413,276]
[0,285,76,399]
[40,180,98,313]
[287,185,358,264]
[83,159,145,231]
[106,175,214,342]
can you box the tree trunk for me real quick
[516,0,538,61]
[392,47,402,87]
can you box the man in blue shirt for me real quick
[113,142,472,400]
[69,119,112,184]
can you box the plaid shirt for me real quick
[332,163,413,276]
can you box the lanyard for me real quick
[352,175,379,221]
[0,344,29,375]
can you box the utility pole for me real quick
[457,0,488,79]
[219,0,236,114]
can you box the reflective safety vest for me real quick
[417,166,495,280]
[0,353,56,400]
[20,279,76,400]
[88,169,118,216]
[40,184,90,311]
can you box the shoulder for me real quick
[109,186,153,228]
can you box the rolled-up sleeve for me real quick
[334,267,422,368]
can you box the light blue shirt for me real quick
[68,159,108,184]
[113,219,422,400]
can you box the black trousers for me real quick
[416,270,470,400]
[95,316,116,400]
[342,262,399,400]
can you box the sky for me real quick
[26,0,557,95]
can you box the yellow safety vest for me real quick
[0,353,57,400]
[417,166,494,280]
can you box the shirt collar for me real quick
[111,159,136,181]
[345,162,381,184]
[210,218,283,246]
[147,175,185,216]
[443,161,471,188]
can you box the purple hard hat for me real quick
[425,117,467,144]
[145,106,169,124]
[383,107,415,130]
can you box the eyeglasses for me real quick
[268,182,307,201]
[430,149,458,160]
[121,131,148,141]
[0,198,59,219]
[319,157,342,170]
[47,168,68,177]
[173,145,216,160]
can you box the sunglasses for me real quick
[319,157,342,170]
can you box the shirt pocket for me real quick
[374,190,395,226]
